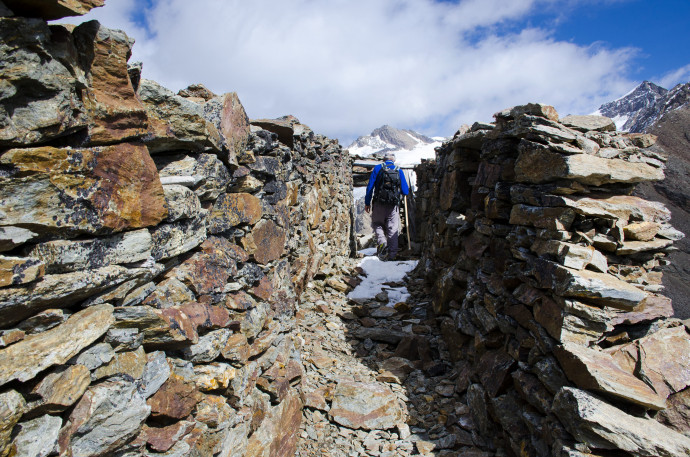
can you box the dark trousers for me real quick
[371,203,399,257]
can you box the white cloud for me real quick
[657,64,690,90]
[76,0,638,143]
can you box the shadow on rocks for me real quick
[335,272,483,457]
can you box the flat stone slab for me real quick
[555,267,647,310]
[561,115,616,132]
[328,381,403,430]
[555,343,666,410]
[554,387,690,456]
[0,304,113,387]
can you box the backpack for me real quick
[373,165,401,205]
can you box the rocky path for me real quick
[294,257,483,457]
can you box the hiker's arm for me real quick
[364,165,380,207]
[399,169,409,196]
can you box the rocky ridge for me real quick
[597,79,690,317]
[413,104,690,455]
[1,1,690,457]
[594,80,690,133]
[0,3,353,457]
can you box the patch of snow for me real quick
[611,114,630,131]
[359,247,377,256]
[348,253,418,307]
[348,143,394,157]
[394,140,441,168]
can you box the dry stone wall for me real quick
[414,104,690,456]
[0,4,352,457]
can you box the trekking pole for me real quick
[403,195,411,252]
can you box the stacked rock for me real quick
[414,103,690,456]
[0,2,352,457]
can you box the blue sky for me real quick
[525,0,690,85]
[77,0,690,144]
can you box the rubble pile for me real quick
[0,3,352,456]
[413,104,690,456]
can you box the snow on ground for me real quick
[348,250,418,306]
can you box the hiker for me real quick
[364,152,409,261]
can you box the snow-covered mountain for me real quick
[347,125,444,168]
[594,80,690,133]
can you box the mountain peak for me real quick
[347,125,443,167]
[595,81,674,132]
[348,125,436,153]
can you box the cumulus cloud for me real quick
[77,0,639,143]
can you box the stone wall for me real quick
[0,4,352,457]
[413,104,690,456]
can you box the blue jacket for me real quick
[365,160,409,206]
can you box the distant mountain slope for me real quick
[633,100,690,318]
[594,80,690,132]
[599,79,690,317]
[347,125,444,167]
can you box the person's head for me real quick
[384,152,396,163]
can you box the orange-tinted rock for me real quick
[217,92,250,165]
[220,333,249,365]
[194,395,237,428]
[610,326,690,399]
[251,276,274,301]
[608,294,674,326]
[178,84,216,101]
[144,421,195,453]
[248,323,278,359]
[328,382,402,430]
[178,302,230,331]
[147,372,202,420]
[256,359,303,403]
[73,21,148,145]
[303,386,331,411]
[113,305,198,348]
[3,0,104,20]
[251,219,286,265]
[623,221,661,241]
[0,304,113,387]
[142,277,195,309]
[172,251,236,295]
[157,307,199,346]
[555,343,666,410]
[30,364,91,414]
[138,79,221,153]
[202,237,249,262]
[0,390,25,456]
[0,144,167,235]
[92,346,147,381]
[0,329,24,348]
[224,291,256,311]
[657,388,690,437]
[208,193,262,233]
[0,256,44,287]
[245,391,302,457]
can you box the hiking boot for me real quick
[387,254,397,261]
[376,243,388,260]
